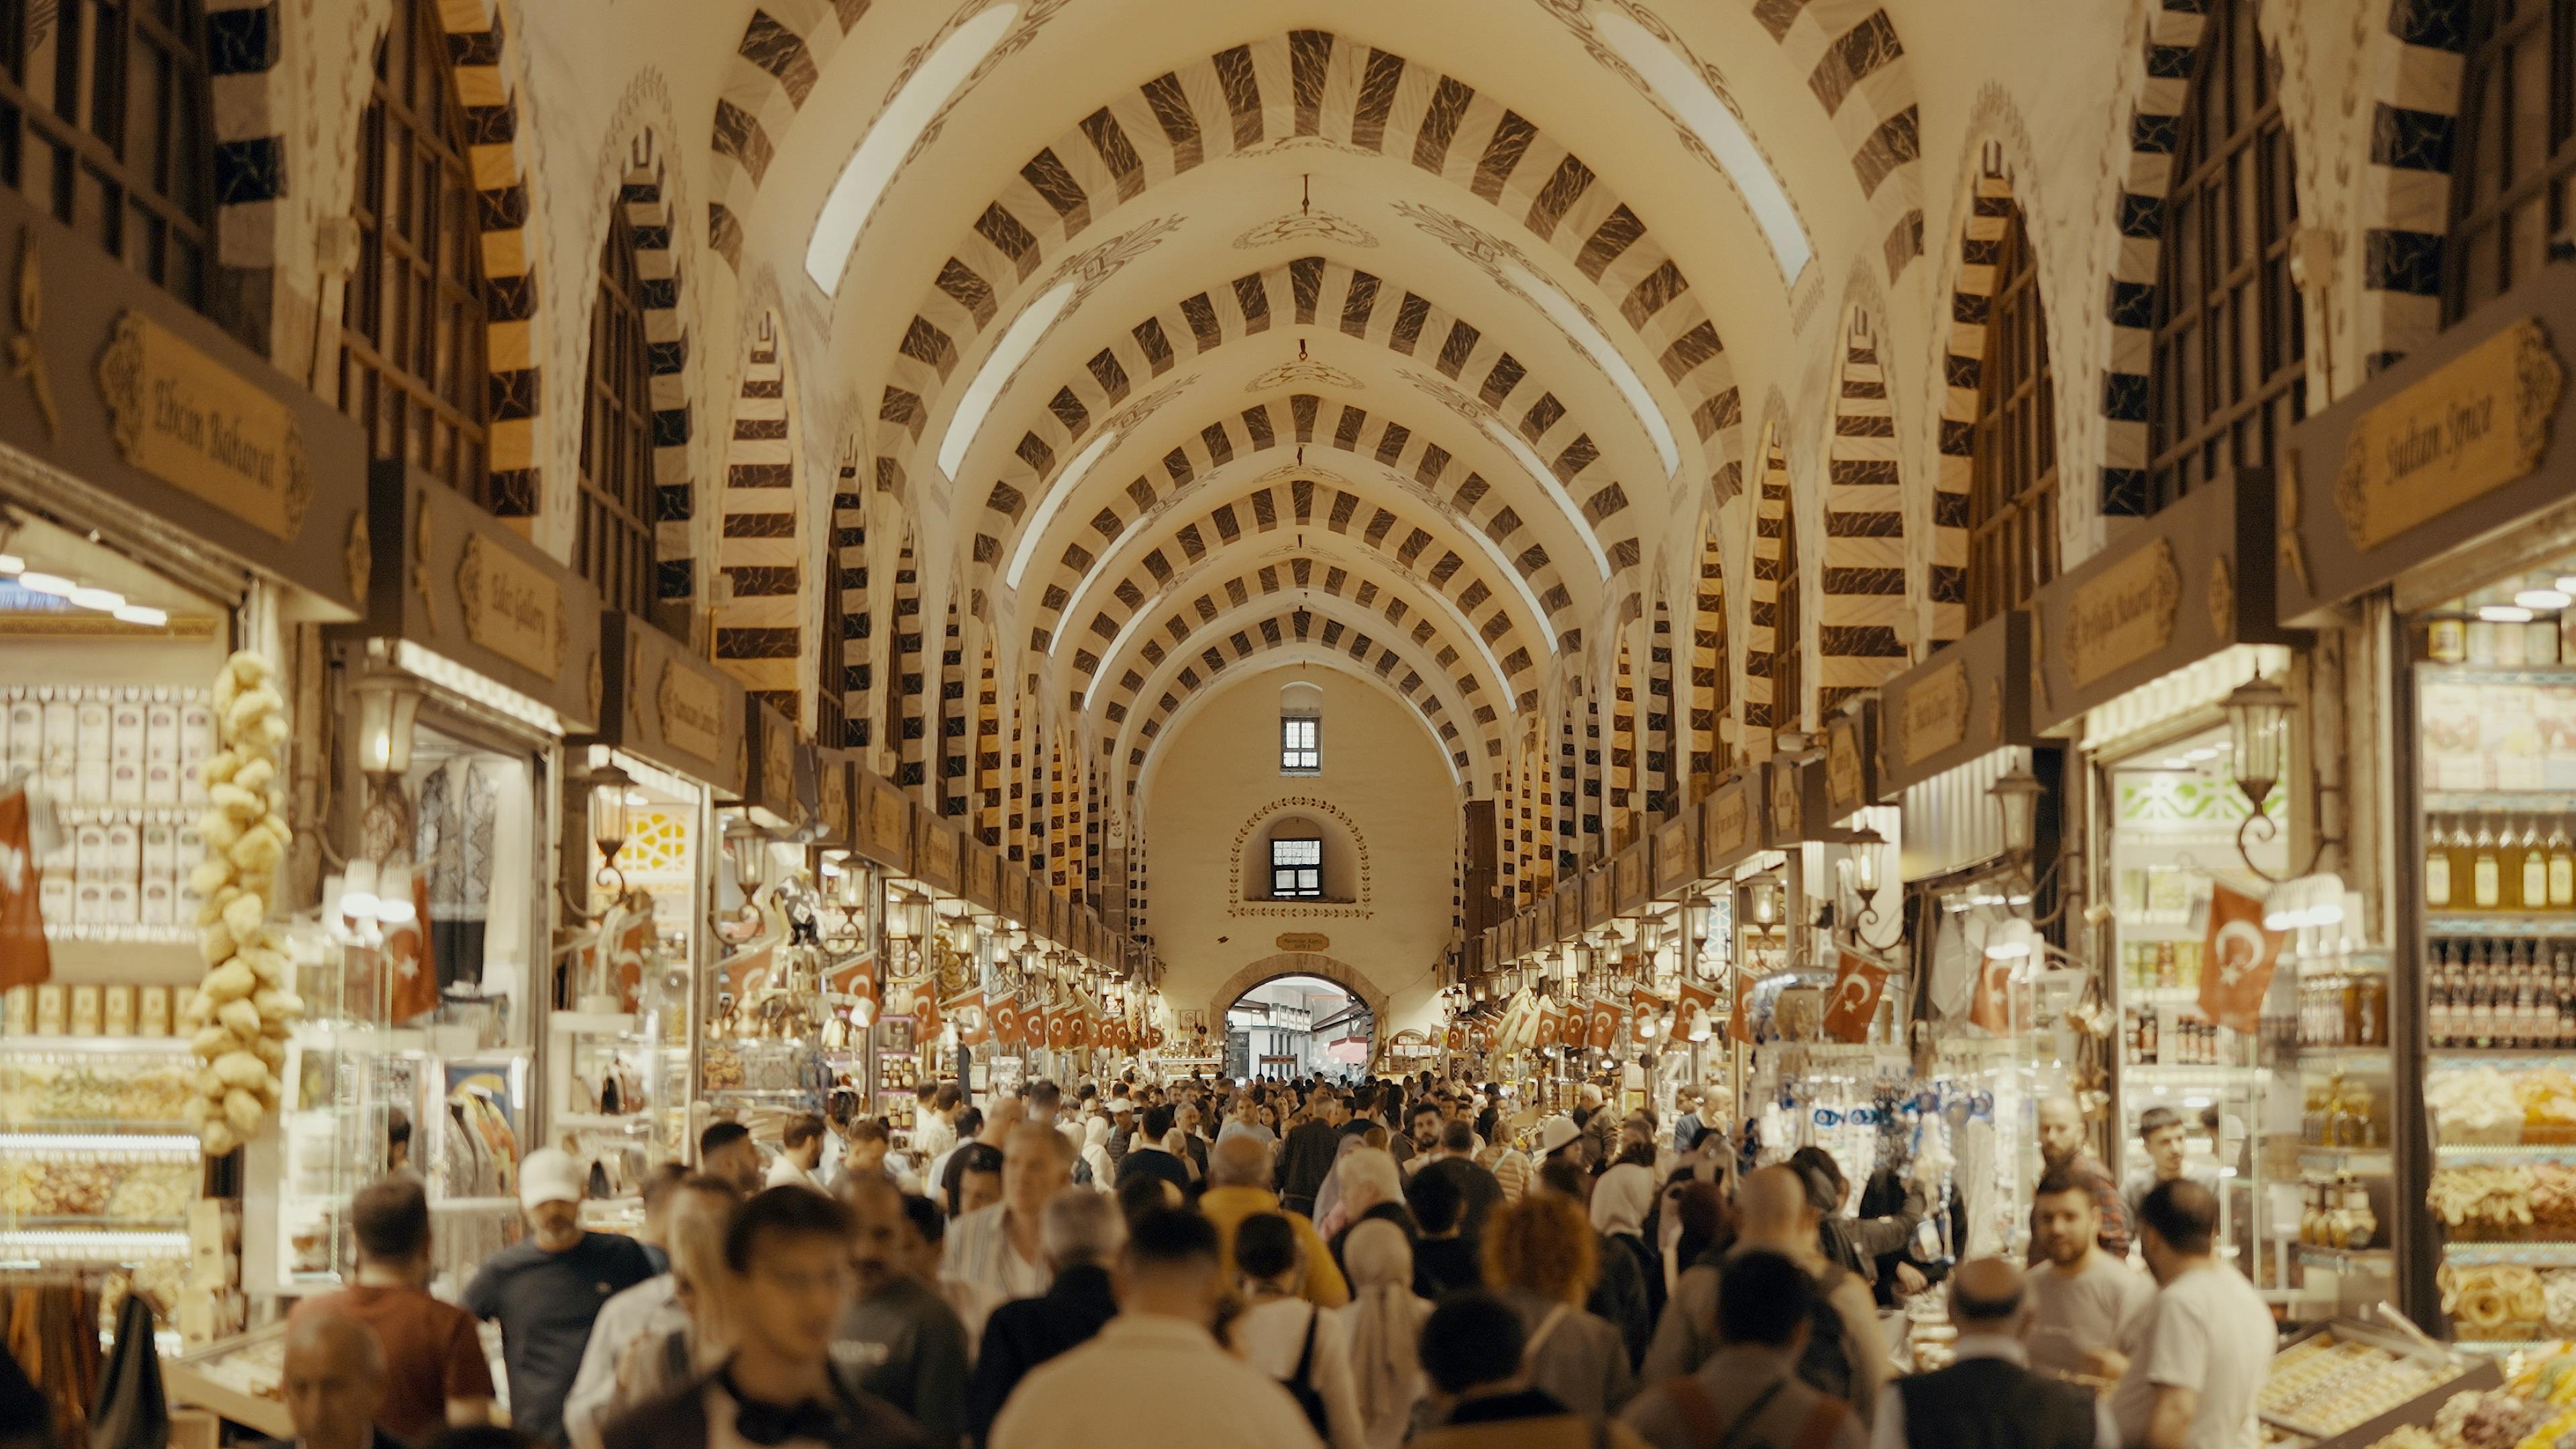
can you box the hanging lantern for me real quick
[2223,672,2292,813]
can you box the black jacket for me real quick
[1115,1145,1193,1198]
[596,1362,930,1449]
[1276,1119,1343,1204]
[1893,1355,2097,1449]
[965,1264,1120,1447]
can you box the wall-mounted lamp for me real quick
[587,761,637,890]
[352,669,425,777]
[2224,673,2291,812]
[1988,764,2044,863]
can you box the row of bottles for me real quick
[2296,1172,2383,1248]
[2424,815,2576,912]
[2121,939,2208,992]
[2302,1073,2387,1148]
[2125,1008,2240,1066]
[2297,969,2392,1047]
[2428,941,2576,1049]
[2426,612,2576,667]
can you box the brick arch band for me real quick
[1205,954,1391,1056]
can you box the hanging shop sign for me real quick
[855,769,915,873]
[1876,610,2032,796]
[1581,860,1614,930]
[0,186,370,616]
[913,806,963,894]
[1764,757,1831,849]
[1553,881,1581,945]
[1652,809,1700,894]
[1613,839,1651,914]
[352,466,604,731]
[810,751,855,851]
[1822,703,1880,821]
[2032,471,2302,731]
[998,863,1028,927]
[590,611,747,795]
[1277,931,1331,952]
[964,842,1002,912]
[2279,277,2573,625]
[1702,765,1768,875]
[733,697,809,833]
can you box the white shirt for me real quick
[912,1110,957,1162]
[991,1313,1325,1449]
[1870,1335,2118,1449]
[938,1201,1051,1340]
[562,1274,683,1448]
[765,1155,823,1190]
[1235,1296,1366,1449]
[2110,1263,2275,1449]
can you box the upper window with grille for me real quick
[1281,714,1320,774]
[2145,0,2303,513]
[1271,837,1323,898]
[2448,0,2576,323]
[1968,201,2059,627]
[0,0,215,311]
[575,209,658,620]
[341,0,492,506]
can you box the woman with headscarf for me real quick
[1324,1146,1417,1285]
[1080,1114,1116,1193]
[1328,1219,1430,1449]
[1587,1161,1662,1369]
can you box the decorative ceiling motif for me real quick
[1246,358,1364,392]
[1232,209,1381,250]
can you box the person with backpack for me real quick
[1233,1212,1368,1449]
[1619,1252,1866,1449]
[1640,1167,1885,1428]
[1481,1192,1638,1417]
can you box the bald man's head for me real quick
[2036,1096,2086,1166]
[1210,1132,1271,1187]
[1735,1165,1814,1249]
[1948,1257,2029,1334]
[282,1308,385,1449]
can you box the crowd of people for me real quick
[268,1073,2275,1449]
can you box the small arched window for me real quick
[342,0,490,504]
[1968,201,2058,627]
[1773,512,1803,745]
[1279,681,1322,774]
[576,209,659,618]
[0,0,215,307]
[1269,837,1323,898]
[2145,0,2303,511]
[2447,0,2575,321]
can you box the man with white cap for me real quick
[462,1147,657,1444]
[1535,1114,1587,1175]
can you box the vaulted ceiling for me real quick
[688,0,1971,798]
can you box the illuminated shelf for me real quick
[2300,1148,2393,1173]
[2432,1049,2576,1066]
[2438,1144,2576,1163]
[0,1228,188,1261]
[2427,793,2576,813]
[0,1130,199,1157]
[2442,1242,2576,1264]
[2296,1245,2394,1269]
[2428,914,2576,938]
[2298,1048,2396,1071]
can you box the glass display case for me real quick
[0,1032,198,1265]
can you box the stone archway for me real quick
[1206,953,1389,1065]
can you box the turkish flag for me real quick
[1821,949,1892,1044]
[2202,883,2286,1032]
[1046,1005,1072,1049]
[947,991,989,1045]
[1629,990,1668,1046]
[913,988,943,1042]
[1587,1000,1621,1051]
[1968,931,2019,1034]
[990,992,1024,1048]
[1675,981,1719,1043]
[1146,1026,1165,1048]
[1442,1022,1460,1051]
[1727,967,1756,1044]
[1536,999,1564,1049]
[385,865,437,1021]
[844,963,879,1029]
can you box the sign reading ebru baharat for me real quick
[98,312,311,541]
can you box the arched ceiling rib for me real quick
[1006,390,1603,653]
[871,27,1746,504]
[937,254,1667,571]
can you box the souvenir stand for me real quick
[2281,268,2576,1352]
[254,467,606,1313]
[2027,472,2312,1306]
[0,174,374,1410]
[1644,805,1717,1143]
[799,753,862,1147]
[546,610,746,1234]
[1864,612,2054,1268]
[1699,765,1781,1124]
[698,700,827,1148]
[832,765,908,1138]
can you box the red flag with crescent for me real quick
[1045,1004,1072,1049]
[1535,999,1563,1049]
[912,987,943,1042]
[2202,883,2286,1032]
[990,993,1024,1048]
[1970,930,2019,1034]
[1821,950,1891,1044]
[1674,981,1719,1043]
[947,991,989,1046]
[1587,998,1621,1051]
[1727,968,1756,1044]
[1629,991,1669,1046]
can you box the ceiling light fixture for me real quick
[1004,427,1120,590]
[2479,603,2536,623]
[112,604,168,628]
[1499,258,1681,479]
[802,3,1022,294]
[15,572,72,596]
[66,586,124,613]
[1480,417,1615,580]
[937,280,1077,479]
[1593,8,1813,284]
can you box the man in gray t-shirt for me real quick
[2029,1164,2155,1381]
[835,1178,970,1444]
[2112,1180,2276,1449]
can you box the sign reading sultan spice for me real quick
[97,312,311,541]
[2335,318,2565,551]
[2067,539,2182,688]
[456,534,564,676]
